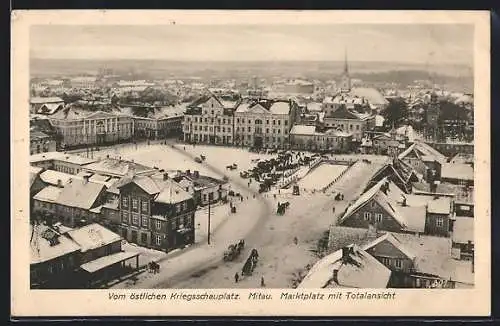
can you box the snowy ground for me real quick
[121,241,168,268]
[297,164,348,191]
[99,143,389,289]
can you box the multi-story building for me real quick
[30,151,97,175]
[323,105,375,141]
[70,76,97,90]
[289,125,353,152]
[30,97,65,114]
[48,107,134,148]
[116,173,196,252]
[233,99,295,149]
[130,107,184,140]
[183,95,297,149]
[183,94,239,145]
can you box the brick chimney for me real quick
[332,269,339,284]
[57,179,62,188]
[341,246,350,262]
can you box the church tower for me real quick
[339,49,351,93]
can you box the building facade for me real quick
[49,108,134,148]
[183,95,238,145]
[30,131,57,155]
[117,175,196,252]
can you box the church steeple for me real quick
[343,48,349,74]
[340,48,351,93]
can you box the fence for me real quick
[321,160,359,193]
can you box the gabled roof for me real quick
[118,175,192,204]
[33,186,63,203]
[66,223,122,252]
[327,106,362,120]
[363,232,417,261]
[30,166,44,188]
[339,178,389,225]
[38,103,64,115]
[298,245,391,288]
[31,224,81,265]
[441,163,474,182]
[452,216,474,244]
[55,179,105,210]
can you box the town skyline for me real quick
[30,24,473,65]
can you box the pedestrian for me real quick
[234,272,239,283]
[332,206,335,214]
[293,236,298,245]
[261,276,266,287]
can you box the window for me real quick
[266,128,269,133]
[273,120,276,125]
[222,127,225,132]
[356,125,360,130]
[285,120,288,126]
[132,199,138,211]
[141,201,148,213]
[156,235,162,246]
[141,233,148,243]
[121,196,129,208]
[248,127,251,132]
[122,211,129,223]
[156,220,162,230]
[176,204,181,213]
[278,120,281,125]
[436,217,443,227]
[228,127,231,132]
[266,119,269,124]
[237,118,240,123]
[248,119,252,124]
[132,214,139,225]
[172,218,177,229]
[395,259,402,269]
[375,213,383,223]
[364,212,371,220]
[141,216,148,227]
[223,118,226,124]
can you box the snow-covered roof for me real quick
[37,103,64,115]
[290,125,316,136]
[350,87,389,105]
[83,158,156,177]
[30,151,98,166]
[298,245,391,288]
[362,232,416,260]
[30,97,64,104]
[441,163,474,182]
[375,115,385,127]
[118,175,192,205]
[66,223,122,252]
[33,186,63,203]
[31,224,81,265]
[307,102,323,112]
[39,170,73,186]
[452,217,474,244]
[55,179,105,210]
[269,101,290,115]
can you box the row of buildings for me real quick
[299,151,474,289]
[30,152,228,253]
[30,98,184,151]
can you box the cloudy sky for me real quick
[30,24,473,64]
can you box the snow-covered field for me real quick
[297,164,348,190]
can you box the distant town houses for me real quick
[30,130,57,155]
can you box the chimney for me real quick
[332,269,339,284]
[341,246,350,262]
[83,175,90,184]
[57,179,62,188]
[186,169,191,176]
[163,173,169,181]
[193,171,200,179]
[106,154,109,159]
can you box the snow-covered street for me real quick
[83,143,389,289]
[297,163,348,190]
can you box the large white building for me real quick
[182,94,297,149]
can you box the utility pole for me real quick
[207,193,211,245]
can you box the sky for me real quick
[30,24,473,65]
